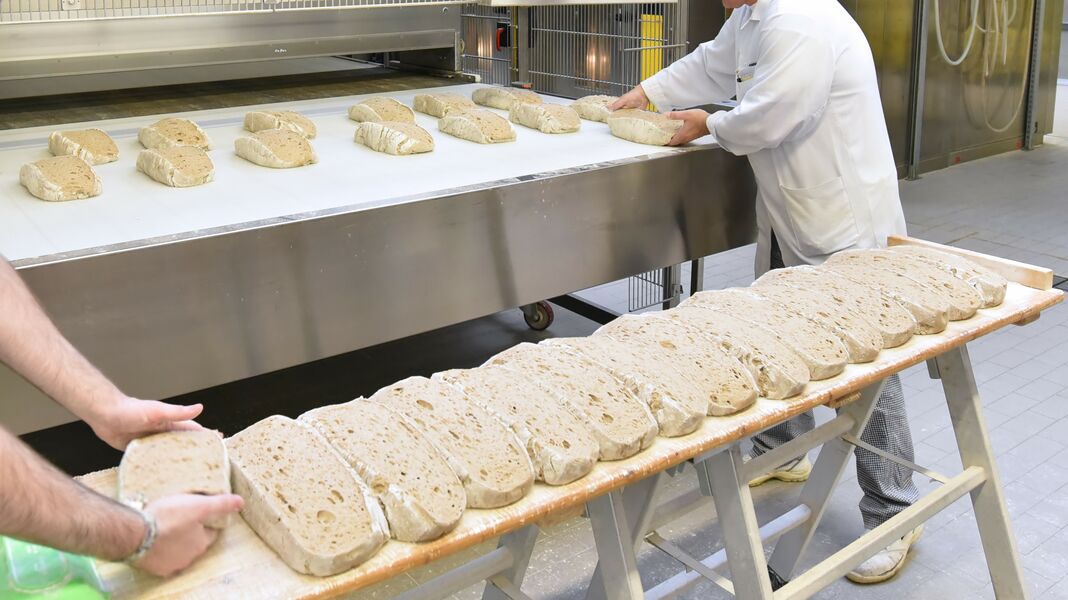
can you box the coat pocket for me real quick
[780,176,860,256]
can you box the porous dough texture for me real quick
[48,128,119,165]
[226,415,389,576]
[118,430,232,529]
[544,336,708,436]
[472,87,543,111]
[486,342,658,461]
[570,95,618,122]
[138,117,213,151]
[438,109,517,144]
[136,146,215,187]
[436,367,599,486]
[19,155,102,202]
[753,265,917,348]
[509,103,581,134]
[607,109,682,145]
[348,97,416,124]
[354,121,434,155]
[300,400,465,542]
[235,129,318,169]
[887,245,1007,307]
[368,376,534,509]
[243,110,317,138]
[682,289,849,379]
[413,93,477,118]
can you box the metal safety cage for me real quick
[461,1,689,314]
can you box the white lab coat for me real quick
[642,0,907,276]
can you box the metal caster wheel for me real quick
[523,301,554,331]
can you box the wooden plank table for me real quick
[79,241,1063,600]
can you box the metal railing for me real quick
[461,4,514,85]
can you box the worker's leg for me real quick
[847,374,922,583]
[854,374,919,529]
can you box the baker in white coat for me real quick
[612,0,921,584]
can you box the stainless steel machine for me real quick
[0,0,758,435]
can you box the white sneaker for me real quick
[747,455,813,487]
[846,526,923,584]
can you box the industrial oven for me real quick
[0,0,758,435]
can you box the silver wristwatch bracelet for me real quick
[123,506,158,565]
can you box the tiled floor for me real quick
[339,91,1068,599]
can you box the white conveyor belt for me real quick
[0,84,717,264]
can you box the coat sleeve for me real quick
[705,22,835,156]
[641,18,737,111]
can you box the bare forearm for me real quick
[0,425,143,561]
[0,258,121,421]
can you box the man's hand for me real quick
[608,85,650,111]
[88,396,205,450]
[135,494,244,578]
[667,109,712,146]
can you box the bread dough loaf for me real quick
[348,97,416,123]
[509,103,581,134]
[472,87,542,110]
[607,109,682,146]
[227,415,389,576]
[486,342,658,461]
[437,367,599,486]
[888,245,1007,307]
[48,128,118,165]
[413,93,477,118]
[235,129,317,169]
[301,400,466,543]
[19,156,102,202]
[243,110,317,138]
[438,109,516,144]
[683,289,849,378]
[137,146,214,187]
[354,121,434,155]
[570,95,618,122]
[369,376,534,509]
[118,430,231,529]
[138,117,213,150]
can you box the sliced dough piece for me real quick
[826,249,983,320]
[820,262,951,331]
[570,95,618,123]
[235,129,317,169]
[354,121,434,156]
[509,103,581,133]
[300,400,465,542]
[244,110,317,139]
[682,289,848,379]
[746,284,882,363]
[413,93,477,118]
[754,266,917,348]
[226,415,389,576]
[486,342,657,461]
[472,87,543,110]
[607,109,682,146]
[138,117,212,150]
[48,128,118,165]
[19,156,101,202]
[368,376,534,508]
[888,246,1007,307]
[136,146,214,187]
[119,430,231,529]
[657,308,810,399]
[436,367,599,486]
[439,109,517,144]
[348,97,416,124]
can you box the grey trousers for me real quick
[753,232,920,529]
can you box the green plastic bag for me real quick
[0,537,106,600]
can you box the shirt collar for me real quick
[739,1,767,30]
